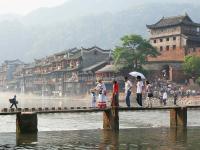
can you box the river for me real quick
[0,110,200,149]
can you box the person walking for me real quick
[112,79,119,107]
[124,76,132,107]
[145,81,153,107]
[9,95,18,109]
[136,76,144,107]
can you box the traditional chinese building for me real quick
[0,59,24,91]
[146,14,200,82]
[95,64,124,91]
[12,46,111,96]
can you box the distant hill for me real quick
[0,0,200,62]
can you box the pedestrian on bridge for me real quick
[124,76,132,107]
[136,76,144,107]
[90,88,96,108]
[145,80,153,107]
[111,79,119,107]
[95,79,107,108]
[9,95,18,109]
[162,91,167,106]
[173,90,178,105]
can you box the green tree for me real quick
[113,34,158,73]
[183,55,200,78]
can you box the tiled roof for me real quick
[147,14,200,29]
[54,48,79,56]
[95,65,115,73]
[82,61,107,72]
[81,46,111,53]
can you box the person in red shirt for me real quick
[112,79,119,107]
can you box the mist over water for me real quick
[0,92,91,108]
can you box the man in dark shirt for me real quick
[10,95,18,109]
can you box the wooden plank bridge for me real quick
[0,105,199,115]
[1,105,200,133]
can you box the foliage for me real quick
[113,34,159,73]
[183,55,200,78]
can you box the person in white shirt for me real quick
[136,76,144,106]
[124,76,133,107]
[163,91,167,106]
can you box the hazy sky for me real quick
[0,0,69,15]
[0,0,199,15]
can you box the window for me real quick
[173,37,176,41]
[160,39,163,42]
[160,46,163,51]
[166,45,169,51]
[166,37,169,41]
[173,45,176,50]
[154,40,156,43]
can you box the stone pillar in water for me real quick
[103,95,119,131]
[170,107,187,128]
[16,112,38,133]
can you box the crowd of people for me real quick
[89,75,200,108]
[7,76,199,109]
[90,76,158,108]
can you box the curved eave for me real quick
[147,22,200,29]
[146,23,180,29]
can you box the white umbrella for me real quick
[129,71,146,79]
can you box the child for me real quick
[90,89,96,108]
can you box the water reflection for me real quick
[16,133,38,145]
[169,128,187,145]
[0,128,200,149]
[100,130,119,150]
